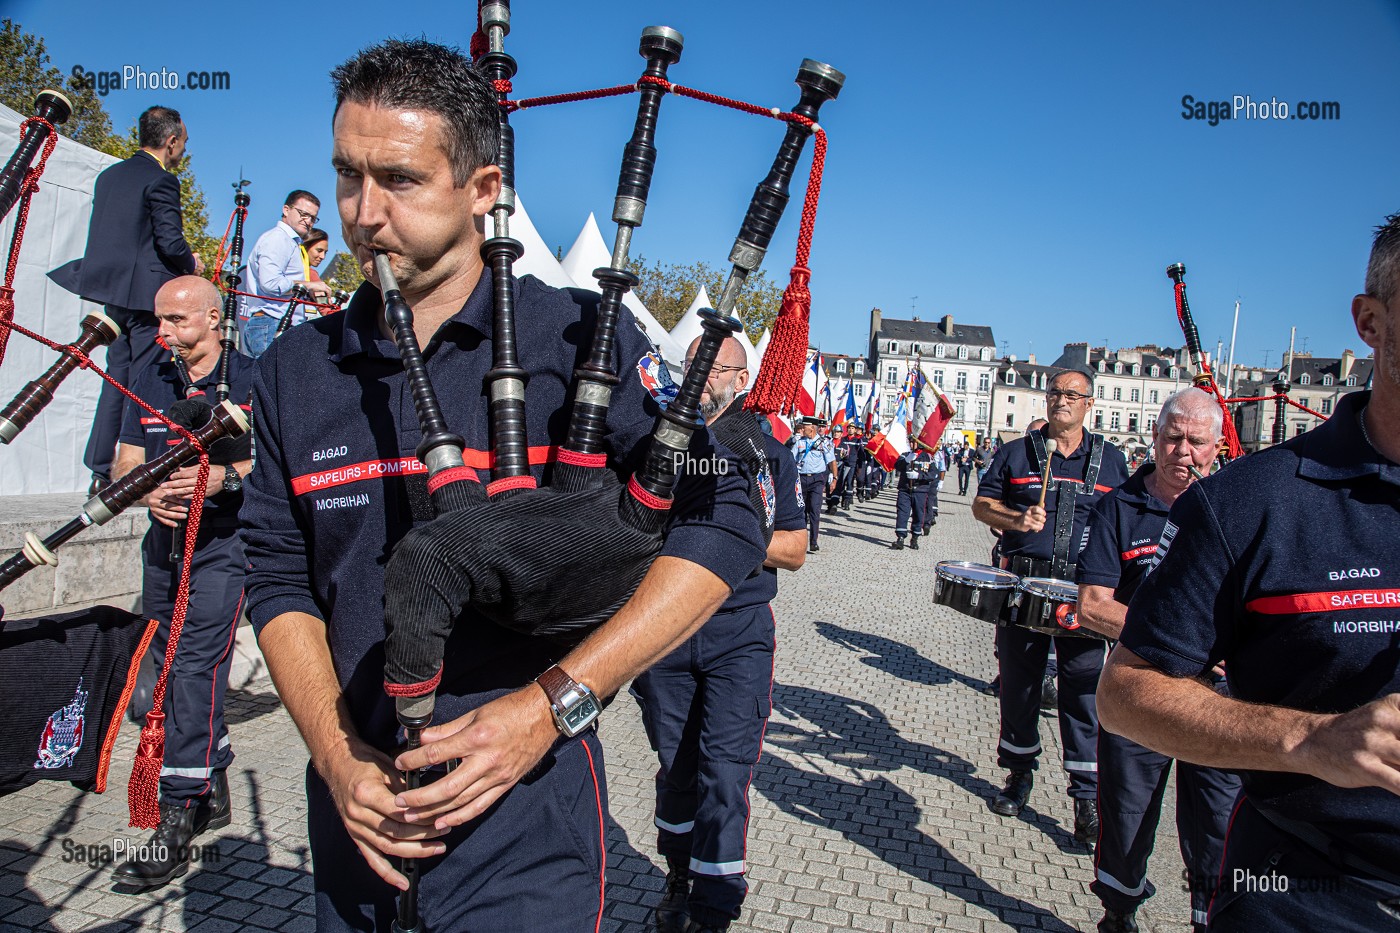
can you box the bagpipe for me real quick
[0,94,251,815]
[372,8,840,927]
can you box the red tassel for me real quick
[745,266,811,415]
[128,709,166,828]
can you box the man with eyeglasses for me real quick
[973,369,1129,849]
[634,335,807,933]
[239,190,333,357]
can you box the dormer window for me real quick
[1005,370,1016,385]
[1347,375,1357,386]
[1322,374,1333,386]
[1113,362,1123,374]
[980,347,992,361]
[1169,367,1179,379]
[888,340,897,353]
[1299,373,1311,385]
[836,359,847,374]
[912,343,921,356]
[935,344,946,358]
[854,361,864,375]
[1131,363,1141,376]
[1150,365,1160,377]
[1096,360,1106,373]
[957,345,968,360]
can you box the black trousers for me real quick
[895,486,925,536]
[1092,728,1241,926]
[799,473,826,547]
[85,306,160,478]
[995,625,1105,799]
[1207,797,1400,932]
[958,465,972,494]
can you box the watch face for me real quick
[560,694,601,736]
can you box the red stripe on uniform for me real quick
[582,739,606,933]
[1245,588,1400,614]
[290,446,560,497]
[1094,484,1114,493]
[1121,544,1158,561]
[1009,476,1113,491]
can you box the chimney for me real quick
[870,307,882,340]
[1063,342,1090,367]
[1341,349,1354,380]
[941,314,954,337]
[1028,353,1037,365]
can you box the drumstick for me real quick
[1036,438,1057,508]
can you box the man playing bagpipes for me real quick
[241,40,766,931]
[110,275,253,888]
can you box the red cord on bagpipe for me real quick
[1172,278,1246,459]
[465,37,832,416]
[0,131,209,828]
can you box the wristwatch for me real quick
[535,665,601,738]
[221,467,243,495]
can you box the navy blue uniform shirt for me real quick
[1076,464,1170,604]
[894,450,935,490]
[977,429,1129,563]
[724,431,805,611]
[119,352,254,528]
[241,274,765,749]
[1121,391,1400,867]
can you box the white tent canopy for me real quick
[668,285,712,357]
[0,104,119,495]
[559,213,681,364]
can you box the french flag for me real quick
[866,396,910,471]
[832,382,857,431]
[798,349,824,417]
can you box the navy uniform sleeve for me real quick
[118,392,145,448]
[606,307,765,591]
[1120,484,1240,678]
[1075,494,1121,590]
[240,342,324,633]
[977,442,1014,500]
[770,435,805,532]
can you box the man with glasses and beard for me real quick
[632,336,807,932]
[973,370,1129,848]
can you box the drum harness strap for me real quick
[1029,430,1104,580]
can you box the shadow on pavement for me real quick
[756,683,1079,931]
[815,620,992,694]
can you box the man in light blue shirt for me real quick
[791,417,836,552]
[238,190,332,357]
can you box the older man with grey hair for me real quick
[1074,387,1240,933]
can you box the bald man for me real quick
[632,336,807,932]
[109,276,253,890]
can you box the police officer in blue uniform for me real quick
[1100,212,1400,933]
[241,41,764,933]
[109,276,252,888]
[792,417,836,552]
[634,336,807,933]
[892,445,935,549]
[1076,388,1241,933]
[973,369,1129,845]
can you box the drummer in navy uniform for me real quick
[1076,388,1241,933]
[1100,212,1400,933]
[792,417,836,552]
[973,369,1129,846]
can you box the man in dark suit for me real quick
[49,105,202,491]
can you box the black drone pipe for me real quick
[215,183,251,402]
[563,26,684,461]
[273,285,310,340]
[476,1,531,489]
[0,90,71,223]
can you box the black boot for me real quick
[989,770,1033,817]
[1074,798,1100,849]
[1040,674,1059,712]
[654,865,690,932]
[1097,908,1139,932]
[111,770,230,889]
[891,537,905,550]
[909,534,920,550]
[683,916,730,932]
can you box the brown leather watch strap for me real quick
[536,664,576,707]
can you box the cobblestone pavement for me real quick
[0,483,1197,932]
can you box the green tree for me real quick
[0,18,218,271]
[626,255,783,342]
[323,251,366,295]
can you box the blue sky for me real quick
[9,0,1399,369]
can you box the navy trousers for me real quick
[632,604,775,926]
[1092,728,1241,928]
[85,307,161,478]
[141,522,244,804]
[307,731,608,933]
[1207,797,1400,932]
[995,625,1105,799]
[799,474,826,547]
[922,481,939,531]
[895,486,926,538]
[958,464,973,495]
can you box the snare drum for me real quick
[933,561,1020,624]
[1010,577,1102,638]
